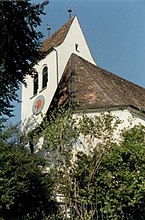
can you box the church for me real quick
[21,16,145,132]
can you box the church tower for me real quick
[21,16,96,128]
[21,15,145,133]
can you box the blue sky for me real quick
[10,0,145,124]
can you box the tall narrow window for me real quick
[42,66,48,89]
[33,73,38,95]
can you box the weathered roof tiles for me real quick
[49,54,145,113]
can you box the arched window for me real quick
[33,73,38,95]
[42,66,48,89]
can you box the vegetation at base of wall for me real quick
[0,122,59,220]
[41,109,120,219]
[73,125,145,220]
[41,109,145,219]
[1,109,145,219]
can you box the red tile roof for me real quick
[49,54,145,113]
[41,17,75,53]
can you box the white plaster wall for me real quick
[76,108,145,136]
[56,16,96,82]
[85,108,145,125]
[21,16,97,127]
[73,108,145,153]
[91,109,145,129]
[21,50,57,126]
[33,108,145,159]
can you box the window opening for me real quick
[33,73,38,95]
[75,43,79,52]
[42,66,48,89]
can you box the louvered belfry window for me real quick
[33,73,38,95]
[42,66,48,89]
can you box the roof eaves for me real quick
[75,104,145,115]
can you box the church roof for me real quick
[41,17,75,53]
[49,54,145,113]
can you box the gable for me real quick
[41,17,75,54]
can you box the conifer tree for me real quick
[0,0,47,117]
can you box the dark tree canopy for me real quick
[0,0,47,117]
[0,146,58,220]
[0,122,58,220]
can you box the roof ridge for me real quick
[41,16,75,53]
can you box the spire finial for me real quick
[68,6,72,20]
[47,25,51,37]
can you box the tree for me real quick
[0,122,59,220]
[0,0,47,117]
[41,108,145,219]
[41,109,121,219]
[73,125,145,219]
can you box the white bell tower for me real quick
[21,16,96,128]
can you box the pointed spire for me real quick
[68,6,72,20]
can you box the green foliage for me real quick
[41,109,145,219]
[42,108,79,166]
[0,0,47,117]
[74,125,145,219]
[0,123,58,220]
[42,109,121,219]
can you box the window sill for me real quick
[30,86,47,99]
[39,86,47,93]
[30,93,38,100]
